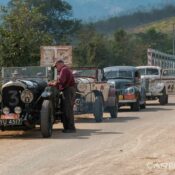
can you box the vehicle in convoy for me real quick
[72,67,118,122]
[137,66,175,105]
[137,66,168,105]
[136,48,175,105]
[103,66,146,111]
[0,66,62,137]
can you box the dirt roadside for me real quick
[0,97,175,175]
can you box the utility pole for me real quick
[173,23,175,55]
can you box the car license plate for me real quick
[1,113,19,119]
[0,119,23,126]
[119,95,123,100]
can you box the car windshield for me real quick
[138,68,159,75]
[162,69,175,76]
[2,66,53,83]
[104,70,133,79]
[72,68,96,78]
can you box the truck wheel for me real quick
[131,99,140,111]
[140,101,146,109]
[165,95,168,104]
[40,100,53,138]
[93,95,104,122]
[159,88,167,105]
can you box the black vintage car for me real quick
[103,66,146,111]
[0,66,61,137]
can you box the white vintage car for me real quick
[72,67,118,122]
[136,66,174,105]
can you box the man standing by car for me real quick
[48,59,76,133]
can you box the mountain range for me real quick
[66,0,175,21]
[1,0,175,21]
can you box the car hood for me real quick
[107,79,134,90]
[75,77,95,83]
[2,79,47,92]
[140,74,160,80]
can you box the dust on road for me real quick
[0,98,175,175]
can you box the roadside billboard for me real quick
[40,45,72,66]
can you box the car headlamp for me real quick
[14,106,22,114]
[156,83,164,89]
[3,107,10,115]
[21,89,34,103]
[77,83,87,92]
[124,87,135,94]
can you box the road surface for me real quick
[1,97,175,175]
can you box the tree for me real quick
[20,0,81,44]
[112,29,131,65]
[73,25,113,68]
[137,28,171,52]
[0,0,52,66]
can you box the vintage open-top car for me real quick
[103,66,146,111]
[72,67,118,122]
[0,66,61,137]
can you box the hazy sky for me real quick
[0,0,175,21]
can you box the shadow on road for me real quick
[119,105,174,113]
[76,116,140,123]
[146,102,175,106]
[0,127,123,140]
[139,107,174,112]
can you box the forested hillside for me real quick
[94,5,175,34]
[131,16,175,34]
[73,4,175,68]
[0,0,174,68]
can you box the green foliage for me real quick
[73,25,113,68]
[132,16,175,34]
[137,28,172,53]
[74,26,173,67]
[0,0,52,66]
[0,0,173,68]
[24,0,81,44]
[0,0,80,67]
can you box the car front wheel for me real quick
[93,95,104,122]
[40,100,53,138]
[131,99,140,111]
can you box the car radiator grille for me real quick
[2,86,25,113]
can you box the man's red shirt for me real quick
[56,65,75,91]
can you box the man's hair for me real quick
[53,59,64,67]
[56,59,64,64]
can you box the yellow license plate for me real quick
[119,95,123,100]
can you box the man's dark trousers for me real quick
[62,86,76,130]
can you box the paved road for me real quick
[1,97,175,175]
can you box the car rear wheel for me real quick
[159,88,167,105]
[40,100,53,138]
[93,95,104,122]
[109,97,118,118]
[109,105,118,118]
